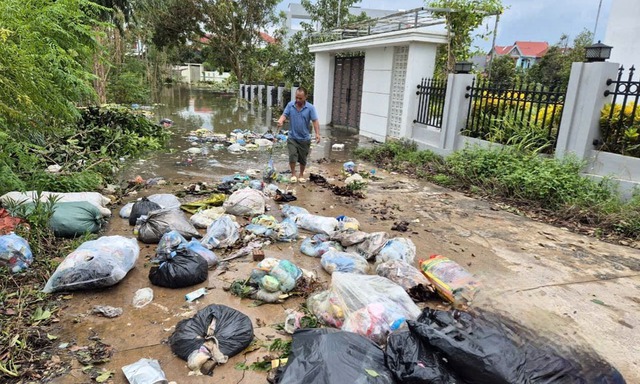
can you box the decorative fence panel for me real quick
[601,66,640,157]
[464,79,567,153]
[414,78,447,128]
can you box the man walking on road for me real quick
[277,87,321,183]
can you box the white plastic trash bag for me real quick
[223,188,265,216]
[119,202,134,219]
[309,272,421,344]
[43,236,139,293]
[295,214,339,236]
[320,250,369,275]
[122,358,168,384]
[147,193,181,210]
[281,204,309,220]
[375,237,416,265]
[201,215,240,249]
[1,191,112,217]
[346,232,389,260]
[190,207,226,229]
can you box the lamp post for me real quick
[585,41,612,62]
[454,61,474,74]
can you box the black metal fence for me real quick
[414,78,447,128]
[601,66,640,157]
[464,79,567,152]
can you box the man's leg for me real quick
[298,141,311,179]
[287,140,298,177]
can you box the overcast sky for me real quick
[279,0,613,52]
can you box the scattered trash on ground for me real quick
[91,306,123,318]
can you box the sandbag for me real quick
[147,193,181,210]
[275,328,395,384]
[189,207,226,229]
[129,197,161,226]
[169,304,253,366]
[137,208,200,244]
[43,236,139,293]
[320,250,369,275]
[409,309,628,384]
[223,188,265,216]
[1,191,112,217]
[50,201,103,238]
[295,214,339,235]
[386,329,460,384]
[375,237,416,265]
[300,234,343,257]
[0,233,33,273]
[201,215,240,249]
[148,249,208,288]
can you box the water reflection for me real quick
[122,86,365,182]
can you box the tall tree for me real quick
[488,55,516,87]
[529,29,594,87]
[0,0,101,131]
[427,0,504,75]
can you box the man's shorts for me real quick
[287,139,311,166]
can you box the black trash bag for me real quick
[148,249,208,288]
[169,304,253,361]
[385,330,461,384]
[409,309,627,384]
[137,208,201,244]
[129,197,161,226]
[275,328,396,384]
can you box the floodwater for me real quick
[121,86,364,182]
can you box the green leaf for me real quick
[47,334,58,340]
[95,370,113,382]
[591,299,605,306]
[365,369,379,377]
[31,307,52,323]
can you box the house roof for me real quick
[260,32,276,44]
[493,41,549,58]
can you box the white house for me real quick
[604,0,640,69]
[309,9,448,142]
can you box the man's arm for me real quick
[277,103,290,128]
[312,119,320,143]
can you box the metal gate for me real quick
[331,56,365,128]
[387,46,409,138]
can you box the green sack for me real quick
[50,201,103,238]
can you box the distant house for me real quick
[489,41,549,69]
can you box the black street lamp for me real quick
[454,61,474,74]
[585,40,612,62]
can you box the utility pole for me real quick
[592,0,603,42]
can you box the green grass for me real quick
[354,140,640,240]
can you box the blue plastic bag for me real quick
[0,233,33,273]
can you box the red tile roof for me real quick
[260,32,276,44]
[493,41,549,58]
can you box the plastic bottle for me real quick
[419,255,480,308]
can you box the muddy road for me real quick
[47,89,640,383]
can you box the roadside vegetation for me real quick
[354,140,640,242]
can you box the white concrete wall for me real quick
[400,43,438,138]
[604,0,640,69]
[313,52,334,125]
[360,47,394,142]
